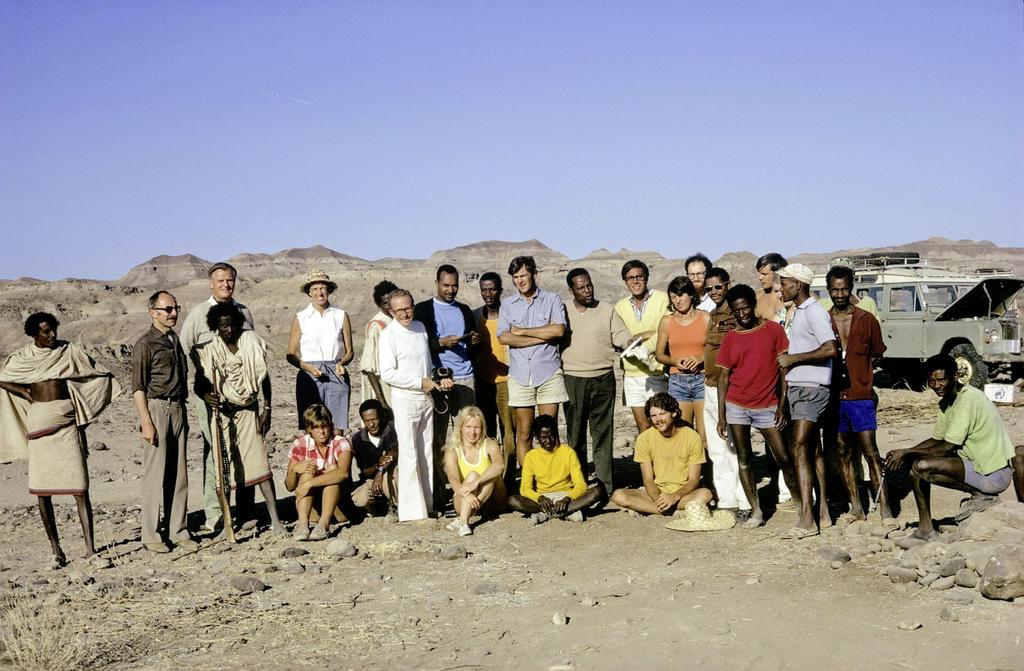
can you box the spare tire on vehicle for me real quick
[947,343,988,389]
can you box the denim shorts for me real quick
[838,399,877,433]
[787,385,831,423]
[668,372,705,402]
[725,402,777,429]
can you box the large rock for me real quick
[230,575,268,594]
[979,544,1024,601]
[326,539,358,558]
[960,502,1024,545]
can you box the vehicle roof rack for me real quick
[829,251,921,270]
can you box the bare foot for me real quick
[742,513,765,530]
[910,527,940,541]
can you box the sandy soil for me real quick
[1,363,1023,670]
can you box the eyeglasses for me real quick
[687,271,706,279]
[706,284,725,291]
[151,305,181,314]
[392,307,414,315]
[624,274,647,282]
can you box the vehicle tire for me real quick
[947,343,988,389]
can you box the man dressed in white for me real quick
[378,289,453,521]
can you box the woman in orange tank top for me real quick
[655,276,710,437]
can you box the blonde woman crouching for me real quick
[443,406,507,536]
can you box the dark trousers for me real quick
[563,371,616,493]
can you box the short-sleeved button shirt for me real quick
[497,287,566,387]
[288,435,351,475]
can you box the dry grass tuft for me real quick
[0,596,94,671]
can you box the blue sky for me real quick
[1,1,1021,280]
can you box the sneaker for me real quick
[566,511,584,523]
[531,512,549,525]
[457,522,473,537]
[144,542,170,554]
[308,526,328,541]
[292,527,311,541]
[446,519,461,532]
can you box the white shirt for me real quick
[378,320,431,396]
[698,294,716,313]
[296,303,346,361]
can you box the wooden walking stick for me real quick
[210,369,236,543]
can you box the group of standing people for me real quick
[1,253,1022,564]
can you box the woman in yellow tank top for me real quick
[443,406,507,537]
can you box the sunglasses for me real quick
[151,305,181,314]
[706,284,726,291]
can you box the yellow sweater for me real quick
[614,290,671,378]
[520,444,587,502]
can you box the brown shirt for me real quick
[703,302,738,387]
[830,306,885,401]
[131,326,188,401]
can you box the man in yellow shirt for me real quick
[611,393,713,516]
[507,415,607,523]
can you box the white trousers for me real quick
[392,391,434,522]
[703,384,750,510]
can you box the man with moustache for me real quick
[684,252,716,312]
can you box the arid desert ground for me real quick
[1,237,1023,670]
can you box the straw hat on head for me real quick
[301,268,337,295]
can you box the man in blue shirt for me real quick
[413,264,481,508]
[498,256,568,470]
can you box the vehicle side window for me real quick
[889,286,921,313]
[922,284,956,307]
[857,286,882,306]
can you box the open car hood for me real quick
[935,278,1024,321]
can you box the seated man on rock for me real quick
[508,414,606,524]
[611,392,714,517]
[885,354,1019,539]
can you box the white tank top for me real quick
[297,304,346,361]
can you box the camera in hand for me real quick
[431,367,453,383]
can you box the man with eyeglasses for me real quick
[685,252,716,312]
[614,260,671,433]
[700,268,752,520]
[180,262,256,532]
[131,291,196,553]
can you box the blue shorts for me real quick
[837,399,877,433]
[725,402,777,429]
[668,372,705,402]
[962,459,1012,495]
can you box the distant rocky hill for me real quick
[1,237,1020,356]
[790,237,1024,278]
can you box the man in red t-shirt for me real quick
[716,284,796,529]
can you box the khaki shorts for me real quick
[508,370,569,407]
[622,375,668,407]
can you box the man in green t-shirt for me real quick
[885,354,1018,539]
